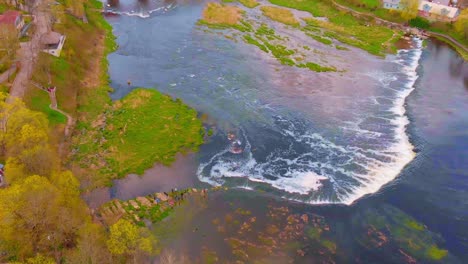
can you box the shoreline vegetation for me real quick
[198,0,400,73]
[0,0,460,262]
[202,0,467,62]
[18,0,206,190]
[199,2,339,72]
[73,4,204,190]
[332,0,468,60]
[72,88,204,189]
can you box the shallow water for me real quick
[99,0,468,261]
[104,0,423,205]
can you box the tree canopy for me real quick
[400,0,420,21]
[454,9,468,40]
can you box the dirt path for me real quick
[52,104,75,156]
[7,5,49,102]
[427,31,468,53]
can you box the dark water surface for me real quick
[99,0,468,262]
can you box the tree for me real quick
[400,0,419,21]
[107,219,158,263]
[0,95,57,178]
[26,254,55,264]
[0,24,20,78]
[454,9,468,40]
[64,0,85,20]
[0,174,88,262]
[65,223,113,264]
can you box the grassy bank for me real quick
[64,1,205,189]
[332,0,468,60]
[26,0,116,126]
[260,6,300,27]
[199,4,337,72]
[268,0,397,56]
[73,89,204,189]
[431,35,468,61]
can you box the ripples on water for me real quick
[105,0,424,205]
[197,40,423,205]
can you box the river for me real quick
[98,0,468,262]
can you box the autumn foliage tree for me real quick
[0,94,57,181]
[0,174,88,262]
[107,219,159,263]
[0,24,20,74]
[455,9,468,40]
[400,0,420,21]
[0,94,113,263]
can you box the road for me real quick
[7,6,49,102]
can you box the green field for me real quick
[269,0,397,56]
[73,89,204,188]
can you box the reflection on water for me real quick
[85,153,201,208]
[97,2,468,261]
[103,0,426,205]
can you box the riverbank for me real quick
[330,0,468,61]
[72,88,204,189]
[66,1,206,191]
[89,1,468,262]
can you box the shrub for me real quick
[409,17,430,29]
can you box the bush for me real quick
[409,17,430,29]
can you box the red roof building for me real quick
[0,10,24,30]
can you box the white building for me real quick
[418,0,460,21]
[383,0,402,10]
[41,31,66,57]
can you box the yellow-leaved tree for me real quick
[0,174,88,262]
[0,94,57,182]
[400,0,420,21]
[107,219,159,263]
[454,9,468,40]
[0,94,112,262]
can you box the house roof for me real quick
[419,0,460,18]
[41,31,62,45]
[0,10,21,25]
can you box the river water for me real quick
[100,0,468,262]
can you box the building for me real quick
[0,10,24,30]
[418,0,460,21]
[383,0,402,10]
[41,31,66,57]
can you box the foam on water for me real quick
[198,38,424,205]
[104,3,176,18]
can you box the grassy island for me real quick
[73,89,204,189]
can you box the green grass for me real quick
[198,19,253,32]
[29,94,67,125]
[431,35,468,61]
[74,89,204,188]
[298,62,336,72]
[269,0,397,56]
[336,45,349,51]
[243,35,268,52]
[334,0,406,23]
[405,219,425,231]
[307,33,333,45]
[239,0,259,8]
[426,245,448,260]
[261,5,300,27]
[0,3,8,14]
